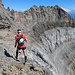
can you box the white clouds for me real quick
[61,7,73,12]
[61,7,75,13]
[61,7,75,20]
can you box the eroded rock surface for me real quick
[0,0,75,75]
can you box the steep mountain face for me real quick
[0,1,75,75]
[13,5,75,32]
[0,4,15,29]
[37,27,75,75]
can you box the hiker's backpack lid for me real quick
[19,38,24,44]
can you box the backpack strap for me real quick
[17,34,23,42]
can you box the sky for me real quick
[2,0,75,12]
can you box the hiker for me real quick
[14,29,28,64]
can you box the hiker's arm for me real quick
[24,36,28,42]
[25,38,28,42]
[14,40,17,47]
[14,36,17,47]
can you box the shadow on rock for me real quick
[4,48,15,60]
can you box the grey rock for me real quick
[0,4,15,29]
[12,5,75,32]
[0,1,75,75]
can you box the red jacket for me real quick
[15,33,27,48]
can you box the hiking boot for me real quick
[15,56,20,62]
[23,62,27,65]
[15,56,18,60]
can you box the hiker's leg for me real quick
[23,49,27,56]
[15,48,19,59]
[23,50,27,62]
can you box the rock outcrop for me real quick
[12,5,74,32]
[0,0,4,7]
[27,27,75,75]
[0,5,15,29]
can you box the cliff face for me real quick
[25,27,75,75]
[13,5,74,32]
[0,4,14,29]
[0,1,75,75]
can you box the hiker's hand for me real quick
[14,45,16,47]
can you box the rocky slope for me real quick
[0,1,75,75]
[0,5,14,29]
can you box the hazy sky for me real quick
[2,0,75,11]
